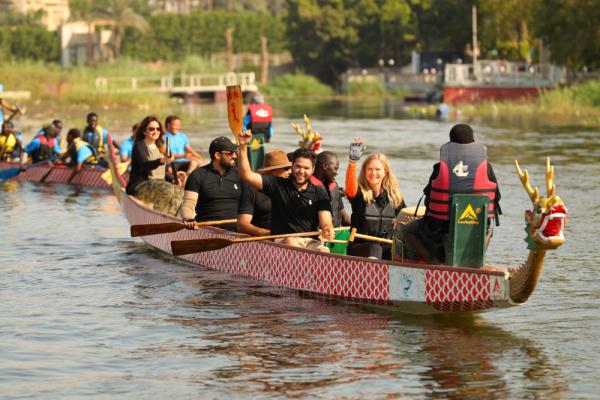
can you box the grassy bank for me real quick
[461,80,600,128]
[0,57,226,113]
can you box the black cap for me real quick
[209,136,238,155]
[449,124,474,144]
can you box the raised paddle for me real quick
[171,227,345,256]
[131,218,237,237]
[349,228,393,245]
[226,85,243,140]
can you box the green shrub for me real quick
[260,73,332,98]
[347,80,386,97]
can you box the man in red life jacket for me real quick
[404,124,502,264]
[20,123,61,168]
[243,92,273,171]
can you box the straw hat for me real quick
[257,150,292,172]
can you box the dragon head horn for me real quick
[546,157,556,199]
[515,160,540,204]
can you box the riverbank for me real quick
[458,80,600,129]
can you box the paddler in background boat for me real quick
[403,124,502,264]
[56,128,99,171]
[20,123,61,169]
[0,84,20,125]
[164,115,205,175]
[181,136,242,232]
[237,150,292,236]
[0,120,24,162]
[243,92,273,171]
[345,137,406,259]
[82,112,119,167]
[119,123,138,163]
[126,116,182,216]
[237,130,335,253]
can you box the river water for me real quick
[1,101,599,399]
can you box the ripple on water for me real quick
[2,121,600,399]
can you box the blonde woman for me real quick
[345,137,405,259]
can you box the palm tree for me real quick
[69,0,96,64]
[95,0,149,58]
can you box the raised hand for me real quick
[238,129,253,146]
[349,136,366,162]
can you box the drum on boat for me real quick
[392,206,426,261]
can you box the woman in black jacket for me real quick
[125,115,182,216]
[126,115,174,195]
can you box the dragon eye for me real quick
[535,207,542,214]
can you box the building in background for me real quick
[60,22,114,67]
[1,0,70,31]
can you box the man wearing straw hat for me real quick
[237,150,292,236]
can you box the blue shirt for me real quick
[23,136,61,156]
[164,131,190,162]
[120,136,135,160]
[75,142,95,164]
[243,113,274,138]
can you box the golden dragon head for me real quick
[291,114,323,153]
[515,158,567,249]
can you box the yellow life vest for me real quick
[0,132,19,160]
[70,137,98,167]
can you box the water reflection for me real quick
[123,262,568,398]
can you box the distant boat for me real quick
[443,60,566,103]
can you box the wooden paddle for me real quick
[131,218,237,237]
[226,85,243,140]
[171,228,345,256]
[349,228,393,245]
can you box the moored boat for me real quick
[106,134,567,315]
[0,160,127,189]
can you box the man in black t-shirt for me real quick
[237,130,335,252]
[237,150,292,236]
[182,136,242,231]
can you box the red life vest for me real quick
[31,134,58,163]
[248,104,272,137]
[427,142,496,221]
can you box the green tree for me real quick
[95,0,149,58]
[535,0,600,70]
[479,0,539,62]
[286,0,418,85]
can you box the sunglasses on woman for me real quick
[146,126,160,132]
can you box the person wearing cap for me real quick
[20,123,62,167]
[237,150,292,236]
[311,151,351,228]
[182,136,242,231]
[164,115,205,175]
[237,130,335,252]
[403,124,502,264]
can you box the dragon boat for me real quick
[106,134,567,315]
[0,161,126,189]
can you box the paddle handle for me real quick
[349,228,393,245]
[234,226,346,243]
[194,219,237,227]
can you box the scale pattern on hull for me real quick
[121,192,506,313]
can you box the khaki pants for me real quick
[275,237,330,253]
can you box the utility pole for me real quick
[472,4,478,80]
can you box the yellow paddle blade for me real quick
[226,85,243,139]
[101,162,129,184]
